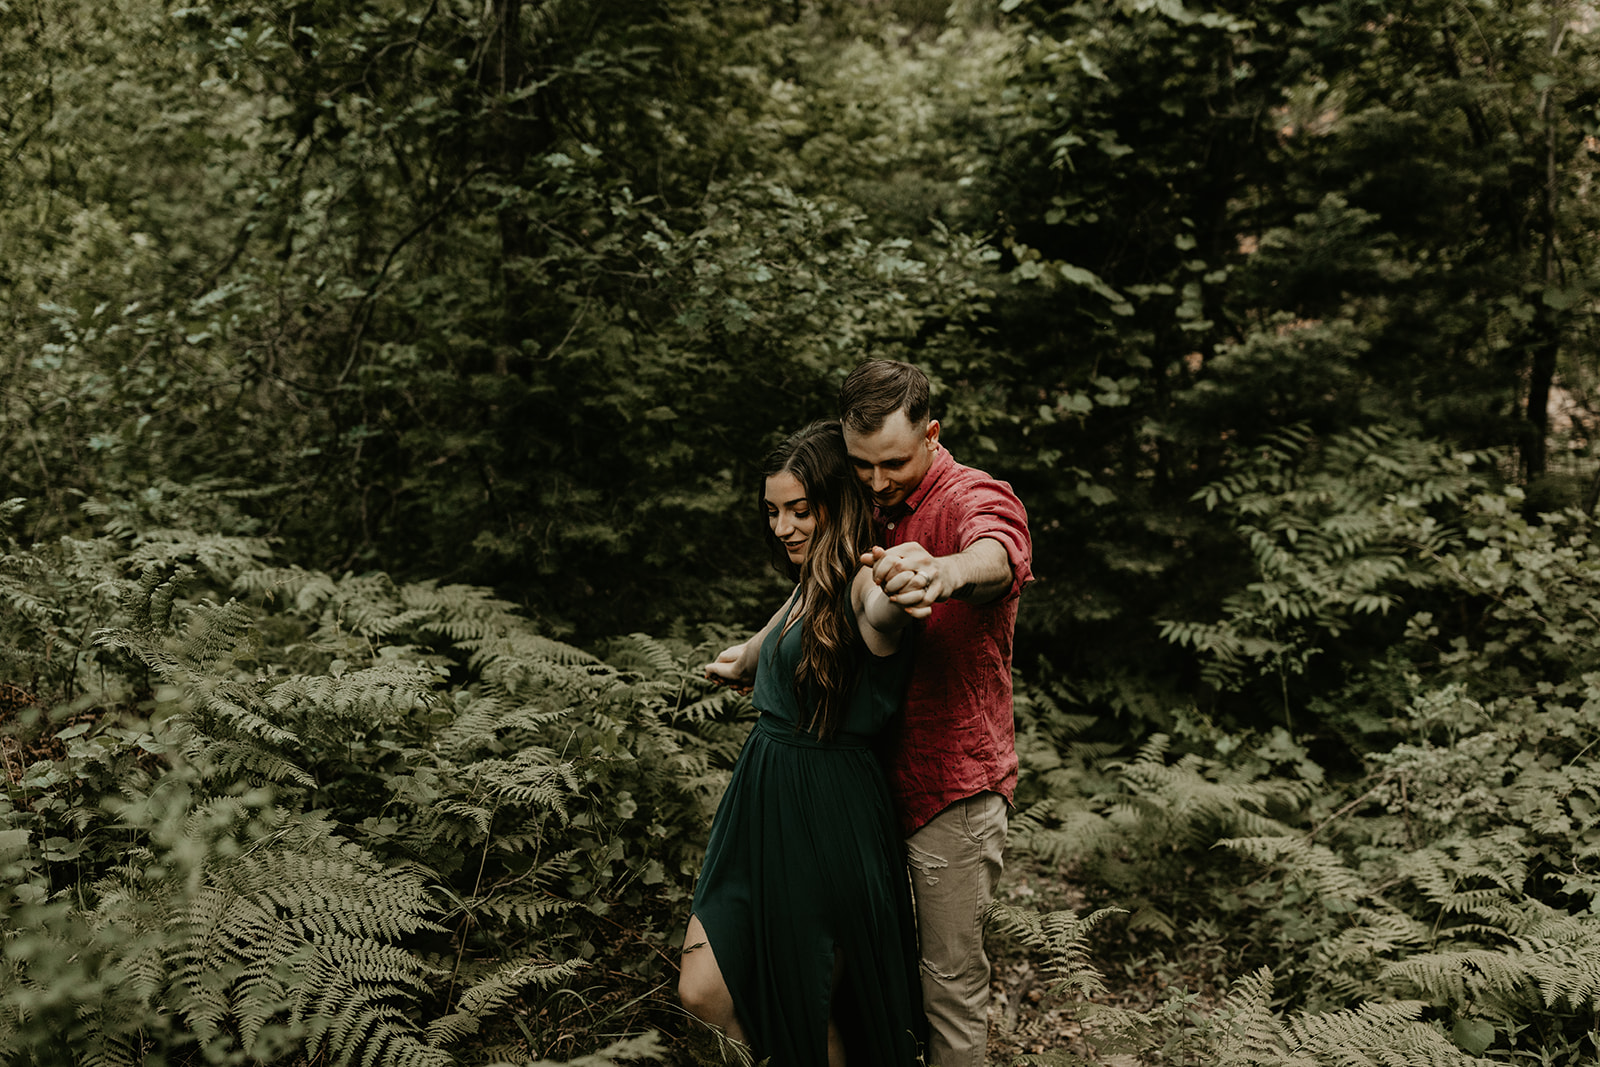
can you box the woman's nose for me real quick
[773,513,793,536]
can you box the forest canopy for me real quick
[6,0,1600,1064]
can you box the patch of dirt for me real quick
[0,682,54,787]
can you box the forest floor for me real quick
[982,860,1230,1065]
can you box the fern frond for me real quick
[466,631,602,671]
[1515,925,1600,1010]
[1113,746,1310,847]
[126,531,273,582]
[262,662,438,735]
[402,579,518,619]
[171,817,448,1064]
[1313,907,1430,973]
[436,799,495,835]
[0,568,64,624]
[193,738,316,787]
[426,957,586,1046]
[466,751,582,818]
[507,1033,665,1066]
[469,891,577,928]
[987,902,1122,1000]
[1007,798,1122,865]
[1381,948,1534,1007]
[190,676,300,745]
[180,598,257,670]
[233,565,341,613]
[118,561,194,635]
[74,1033,145,1067]
[1219,835,1373,907]
[1284,997,1487,1067]
[675,685,751,722]
[431,696,573,763]
[609,632,679,677]
[1400,835,1527,922]
[1210,967,1302,1065]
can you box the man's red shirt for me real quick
[878,446,1032,835]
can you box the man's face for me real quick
[842,410,940,510]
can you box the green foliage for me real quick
[1,0,1012,641]
[0,518,748,1063]
[992,899,1500,1067]
[1007,485,1600,1064]
[1161,425,1489,729]
[13,0,1600,1064]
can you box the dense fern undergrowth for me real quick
[4,481,1600,1066]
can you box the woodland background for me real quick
[6,0,1600,1063]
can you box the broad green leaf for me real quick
[1452,1018,1494,1055]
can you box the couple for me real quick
[680,360,1033,1067]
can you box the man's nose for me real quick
[872,470,890,493]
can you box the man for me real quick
[837,359,1031,1067]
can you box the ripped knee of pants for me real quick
[906,841,949,887]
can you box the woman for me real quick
[680,420,927,1067]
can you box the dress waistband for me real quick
[753,713,873,750]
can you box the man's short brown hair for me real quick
[838,360,931,433]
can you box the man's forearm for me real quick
[942,538,1013,605]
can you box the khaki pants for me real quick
[906,792,1007,1067]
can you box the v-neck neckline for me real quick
[778,586,806,638]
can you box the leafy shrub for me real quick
[1005,481,1600,1065]
[0,506,748,1064]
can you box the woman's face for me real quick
[765,471,819,566]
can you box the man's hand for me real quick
[861,543,946,609]
[861,538,1014,608]
[703,642,754,693]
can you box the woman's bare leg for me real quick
[679,915,748,1045]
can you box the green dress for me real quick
[691,593,924,1066]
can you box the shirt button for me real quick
[887,522,895,530]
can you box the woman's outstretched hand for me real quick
[704,643,754,694]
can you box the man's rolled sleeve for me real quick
[954,483,1033,600]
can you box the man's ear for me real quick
[924,419,941,449]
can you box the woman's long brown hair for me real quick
[761,420,877,740]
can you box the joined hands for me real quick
[862,544,940,619]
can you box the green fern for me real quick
[234,564,341,614]
[673,685,750,723]
[1113,735,1313,846]
[504,1033,665,1066]
[4,532,742,1061]
[171,813,448,1064]
[1087,964,1496,1067]
[1006,798,1124,866]
[1166,425,1486,695]
[988,902,1124,1001]
[1383,905,1600,1015]
[608,632,680,677]
[1219,835,1384,911]
[426,957,586,1046]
